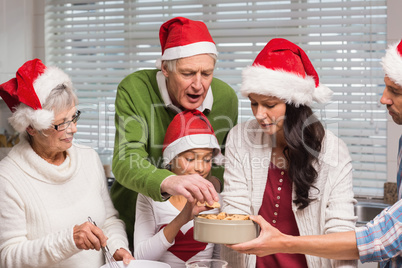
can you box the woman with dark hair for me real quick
[283,103,325,209]
[220,38,357,268]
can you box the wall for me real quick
[0,0,402,184]
[0,0,44,136]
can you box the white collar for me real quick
[156,71,213,113]
[8,137,78,184]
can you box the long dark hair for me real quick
[282,103,325,209]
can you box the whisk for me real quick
[88,217,120,268]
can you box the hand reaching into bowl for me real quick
[160,174,219,206]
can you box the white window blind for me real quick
[45,0,387,198]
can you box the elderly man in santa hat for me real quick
[227,39,402,268]
[110,17,238,248]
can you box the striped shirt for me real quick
[355,135,402,268]
[398,136,402,200]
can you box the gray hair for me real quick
[162,53,217,72]
[42,83,78,114]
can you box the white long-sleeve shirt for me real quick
[134,193,220,267]
[0,138,129,268]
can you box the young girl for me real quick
[133,110,222,267]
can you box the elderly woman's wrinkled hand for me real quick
[113,248,135,264]
[226,215,287,257]
[73,222,107,251]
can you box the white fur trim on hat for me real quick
[162,133,220,167]
[161,41,217,60]
[8,66,72,133]
[381,42,402,87]
[313,84,333,104]
[34,66,73,104]
[8,105,54,133]
[241,65,332,106]
[156,42,218,69]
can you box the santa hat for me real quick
[381,39,402,87]
[156,17,217,69]
[162,110,221,167]
[0,58,72,133]
[241,38,333,107]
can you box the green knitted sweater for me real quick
[110,69,238,246]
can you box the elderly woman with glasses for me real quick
[0,59,134,268]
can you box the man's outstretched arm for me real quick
[227,215,359,260]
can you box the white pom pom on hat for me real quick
[241,38,333,107]
[0,58,72,133]
[381,39,402,87]
[156,17,217,69]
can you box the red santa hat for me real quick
[241,38,333,107]
[381,39,402,87]
[0,58,72,133]
[162,110,221,167]
[156,17,217,68]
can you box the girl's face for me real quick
[170,148,214,179]
[249,93,287,136]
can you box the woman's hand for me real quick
[113,248,135,264]
[226,215,288,257]
[73,222,108,251]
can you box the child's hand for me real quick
[180,200,209,222]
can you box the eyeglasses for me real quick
[53,110,81,131]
